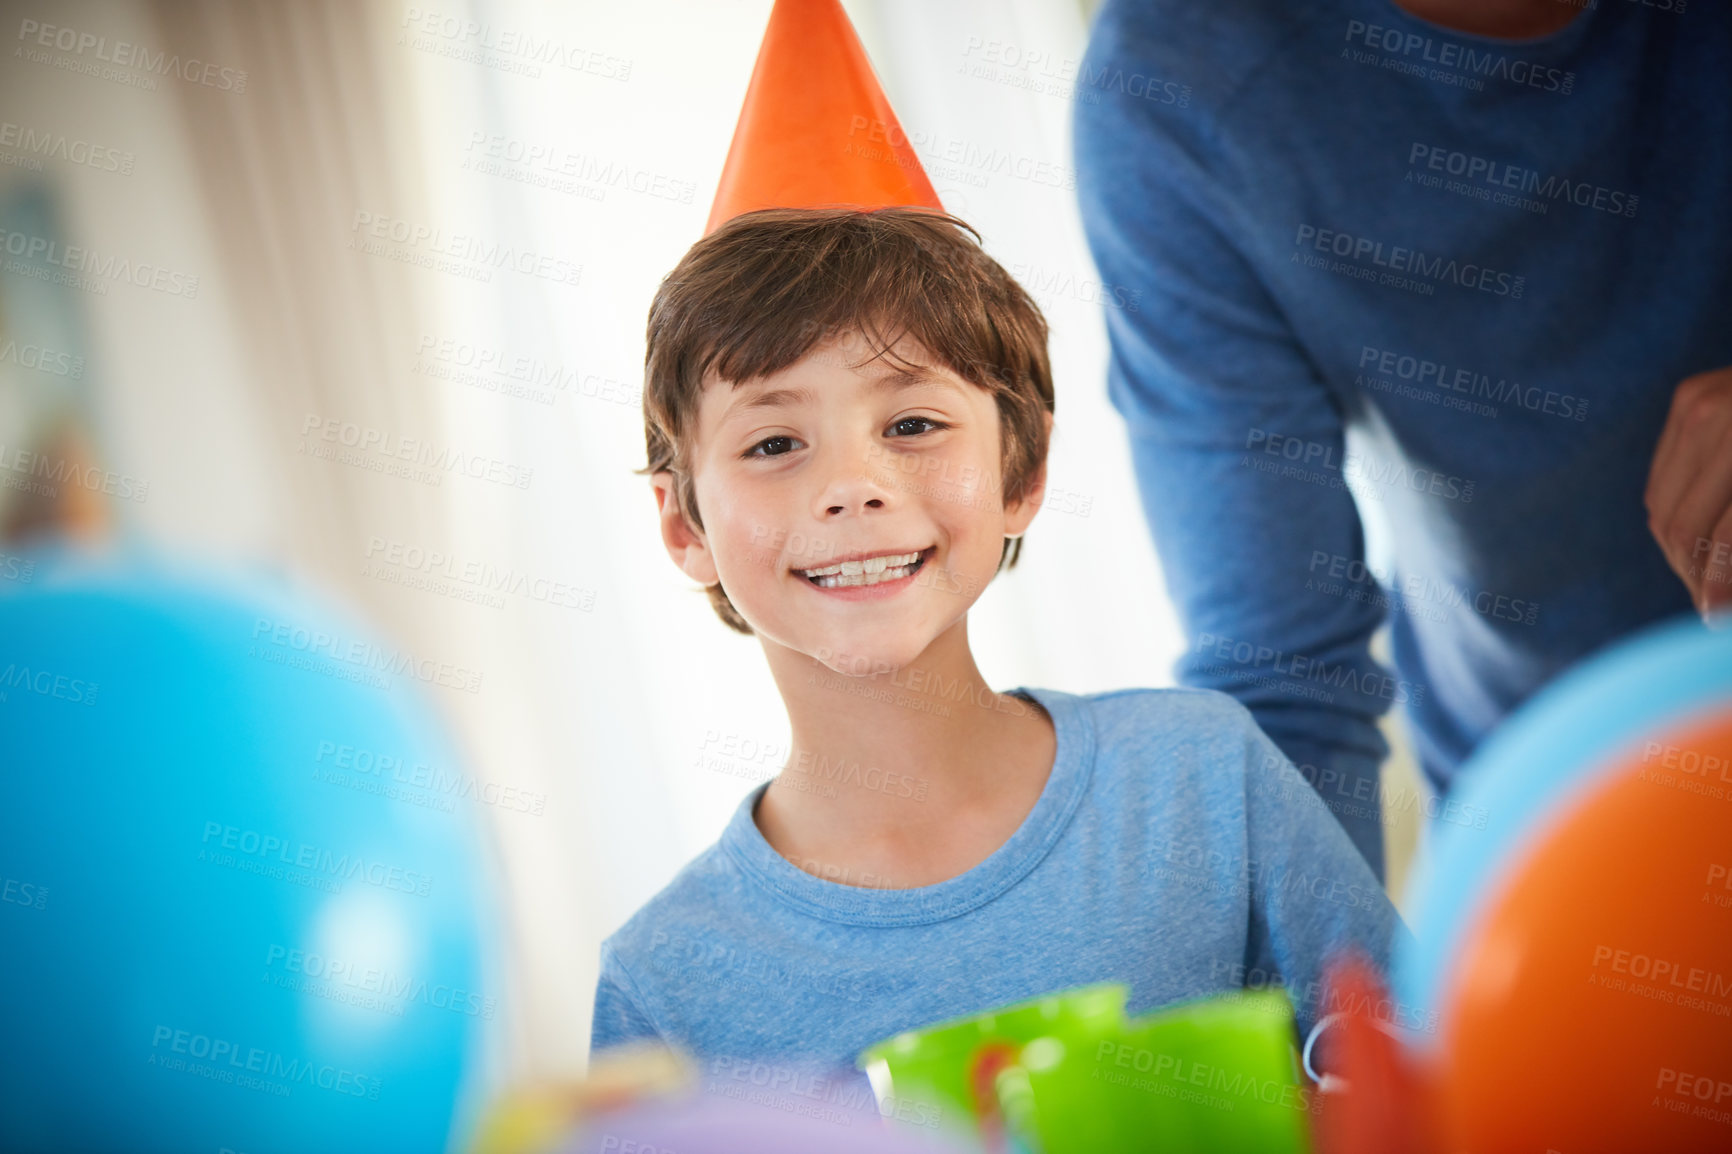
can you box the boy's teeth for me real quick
[799,550,924,586]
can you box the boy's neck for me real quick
[754,619,1057,889]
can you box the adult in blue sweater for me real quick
[1073,0,1732,877]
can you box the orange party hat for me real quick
[704,0,944,235]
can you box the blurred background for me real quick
[0,0,1428,1087]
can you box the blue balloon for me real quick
[0,549,502,1154]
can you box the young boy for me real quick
[591,205,1403,1091]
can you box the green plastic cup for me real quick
[995,989,1316,1154]
[857,983,1129,1148]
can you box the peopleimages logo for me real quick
[1356,345,1588,422]
[0,119,134,174]
[1194,631,1426,706]
[1244,427,1477,504]
[1342,20,1574,94]
[1406,143,1638,218]
[16,19,248,91]
[362,535,594,610]
[462,131,696,205]
[400,7,632,81]
[1294,224,1523,298]
[1307,549,1539,628]
[0,662,99,705]
[0,442,149,501]
[148,1025,380,1099]
[349,211,582,287]
[299,414,534,490]
[263,944,497,1019]
[0,337,84,379]
[199,820,435,897]
[0,227,199,297]
[249,615,486,695]
[847,116,1078,192]
[1092,1038,1318,1114]
[1012,259,1142,313]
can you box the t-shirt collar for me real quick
[718,686,1094,926]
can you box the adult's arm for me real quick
[1072,29,1395,875]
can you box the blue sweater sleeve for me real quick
[589,944,663,1059]
[1073,16,1393,875]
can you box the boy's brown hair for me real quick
[640,206,1055,635]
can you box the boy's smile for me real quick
[652,326,1046,677]
[793,545,932,594]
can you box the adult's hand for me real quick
[1645,366,1732,619]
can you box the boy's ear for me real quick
[1003,410,1055,538]
[650,471,719,585]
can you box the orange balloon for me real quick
[704,0,944,236]
[1436,713,1732,1153]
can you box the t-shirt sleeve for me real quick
[589,943,663,1059]
[1231,707,1412,1042]
[1073,21,1393,875]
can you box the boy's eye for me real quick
[889,417,946,437]
[746,435,800,458]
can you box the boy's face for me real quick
[652,328,1047,676]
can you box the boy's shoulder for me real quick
[1037,683,1267,762]
[1025,683,1281,813]
[1055,681,1257,722]
[599,836,751,968]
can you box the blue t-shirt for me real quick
[1073,0,1732,873]
[590,686,1403,1086]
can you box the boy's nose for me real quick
[819,478,888,517]
[813,443,896,517]
[825,495,883,515]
